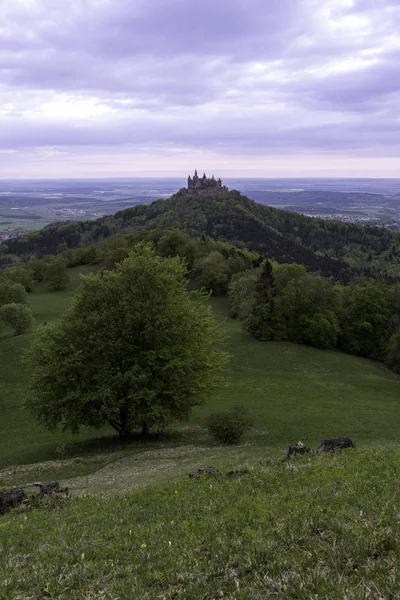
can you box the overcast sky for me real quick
[1,0,399,178]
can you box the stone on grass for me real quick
[318,437,354,453]
[0,487,26,515]
[286,441,311,460]
[33,481,70,497]
[188,467,217,479]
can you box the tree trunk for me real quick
[108,404,130,440]
[141,422,149,438]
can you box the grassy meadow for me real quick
[0,265,399,493]
[2,265,400,598]
[2,448,400,599]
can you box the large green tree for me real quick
[25,246,227,439]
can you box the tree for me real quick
[0,281,27,308]
[47,257,70,291]
[4,266,35,292]
[197,251,229,294]
[301,311,340,349]
[385,329,400,373]
[246,260,276,340]
[0,303,34,335]
[25,246,227,439]
[228,269,259,320]
[339,282,390,358]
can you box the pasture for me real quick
[0,265,399,493]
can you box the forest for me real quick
[2,211,400,374]
[3,190,400,282]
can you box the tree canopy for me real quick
[25,246,227,438]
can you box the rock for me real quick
[286,442,311,459]
[198,467,217,475]
[33,481,70,497]
[0,487,26,515]
[318,437,354,453]
[188,467,217,479]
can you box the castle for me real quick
[178,170,228,196]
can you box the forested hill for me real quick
[114,190,400,279]
[3,189,400,280]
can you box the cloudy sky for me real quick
[1,0,399,178]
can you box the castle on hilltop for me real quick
[178,170,229,196]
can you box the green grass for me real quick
[2,267,400,598]
[1,447,400,599]
[1,268,400,493]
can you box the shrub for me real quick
[0,281,27,307]
[0,303,34,335]
[205,405,253,445]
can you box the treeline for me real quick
[0,229,261,298]
[229,259,400,372]
[0,220,113,265]
[3,190,400,282]
[5,225,400,374]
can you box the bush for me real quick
[0,303,34,335]
[205,405,253,445]
[0,281,27,308]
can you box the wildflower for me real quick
[81,553,85,560]
[141,543,147,548]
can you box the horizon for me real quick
[1,175,400,183]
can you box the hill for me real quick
[3,189,400,279]
[1,268,400,492]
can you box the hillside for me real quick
[2,447,400,599]
[3,190,400,279]
[1,268,400,491]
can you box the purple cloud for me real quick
[1,0,400,177]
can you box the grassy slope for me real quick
[1,267,400,495]
[2,448,400,599]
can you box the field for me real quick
[1,265,400,495]
[2,265,400,598]
[2,447,400,599]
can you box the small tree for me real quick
[5,266,35,292]
[47,257,70,291]
[0,303,34,335]
[25,246,228,439]
[0,282,27,308]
